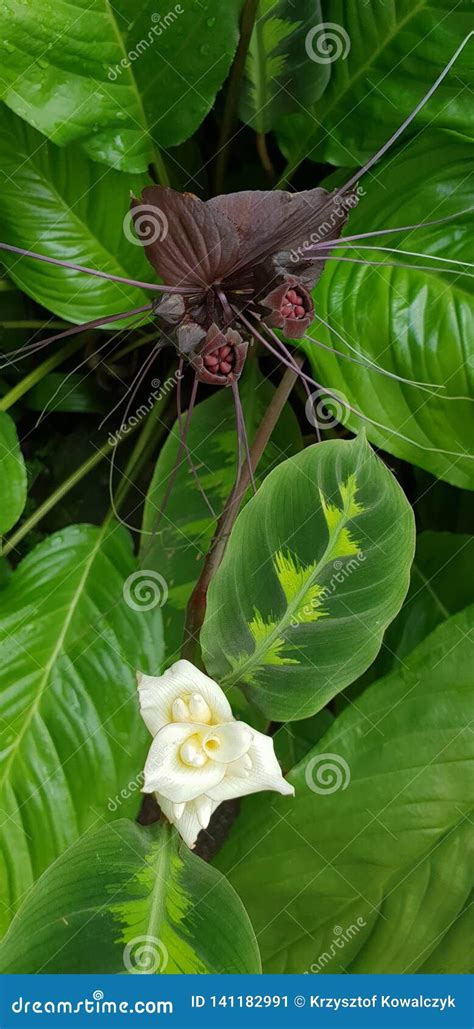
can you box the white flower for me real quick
[137,659,294,848]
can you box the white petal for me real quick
[225,755,251,778]
[137,660,232,737]
[142,722,225,802]
[194,794,214,829]
[207,729,294,803]
[202,721,253,764]
[173,802,185,820]
[157,793,217,849]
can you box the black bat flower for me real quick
[0,34,470,524]
[130,183,351,385]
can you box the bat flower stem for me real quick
[181,353,304,663]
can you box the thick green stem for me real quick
[152,148,171,188]
[256,132,275,178]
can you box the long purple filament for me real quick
[304,210,474,252]
[0,241,193,293]
[307,312,443,390]
[338,33,473,196]
[35,311,154,427]
[101,334,164,431]
[232,379,257,494]
[251,320,472,459]
[0,303,154,370]
[320,244,474,270]
[303,255,474,277]
[108,341,165,532]
[177,373,217,519]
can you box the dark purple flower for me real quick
[189,324,248,386]
[131,185,350,385]
[259,276,314,339]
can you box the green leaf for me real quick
[239,0,327,133]
[277,1,473,172]
[413,469,474,534]
[0,820,261,973]
[419,899,473,974]
[201,433,415,720]
[273,708,334,771]
[216,608,474,973]
[367,531,474,682]
[0,0,242,173]
[0,105,155,323]
[0,523,163,936]
[141,364,302,660]
[305,137,474,490]
[0,411,27,534]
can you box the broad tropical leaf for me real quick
[0,820,261,974]
[141,364,301,660]
[201,433,415,720]
[0,106,155,322]
[305,137,474,489]
[0,0,242,173]
[365,531,474,683]
[0,523,163,936]
[273,708,333,770]
[0,411,27,535]
[239,0,327,133]
[216,608,474,973]
[419,899,473,974]
[277,1,473,172]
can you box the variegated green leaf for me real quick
[239,0,327,133]
[201,433,415,720]
[0,820,261,974]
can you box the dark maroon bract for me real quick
[131,185,351,385]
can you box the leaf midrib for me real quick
[222,499,354,686]
[145,829,172,944]
[102,0,150,142]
